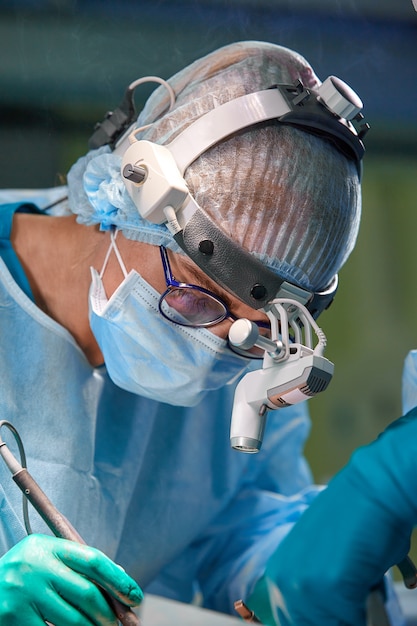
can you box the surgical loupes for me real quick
[229,298,334,453]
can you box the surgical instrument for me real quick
[0,420,140,626]
[234,599,262,623]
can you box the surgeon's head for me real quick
[66,41,363,406]
[68,40,361,295]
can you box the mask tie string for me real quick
[99,228,128,280]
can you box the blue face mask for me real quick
[88,234,250,407]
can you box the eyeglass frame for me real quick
[158,246,270,358]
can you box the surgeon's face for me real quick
[168,246,270,338]
[97,232,269,342]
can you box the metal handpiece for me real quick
[234,599,262,623]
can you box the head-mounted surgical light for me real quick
[228,299,334,452]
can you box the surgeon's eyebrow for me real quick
[180,259,269,330]
[177,253,270,326]
[179,256,235,308]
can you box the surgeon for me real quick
[0,40,371,625]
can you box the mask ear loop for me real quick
[98,228,129,280]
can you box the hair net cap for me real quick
[68,40,361,293]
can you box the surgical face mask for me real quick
[88,230,250,406]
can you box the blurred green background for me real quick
[0,1,416,487]
[306,152,417,579]
[306,154,417,480]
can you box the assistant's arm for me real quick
[247,408,417,625]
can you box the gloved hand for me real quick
[247,407,417,625]
[0,533,143,625]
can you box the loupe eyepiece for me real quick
[228,319,282,357]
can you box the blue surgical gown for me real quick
[0,189,402,622]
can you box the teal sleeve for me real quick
[248,408,417,625]
[0,202,43,301]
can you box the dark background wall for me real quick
[1,0,416,187]
[1,0,417,486]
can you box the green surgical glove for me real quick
[0,533,143,625]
